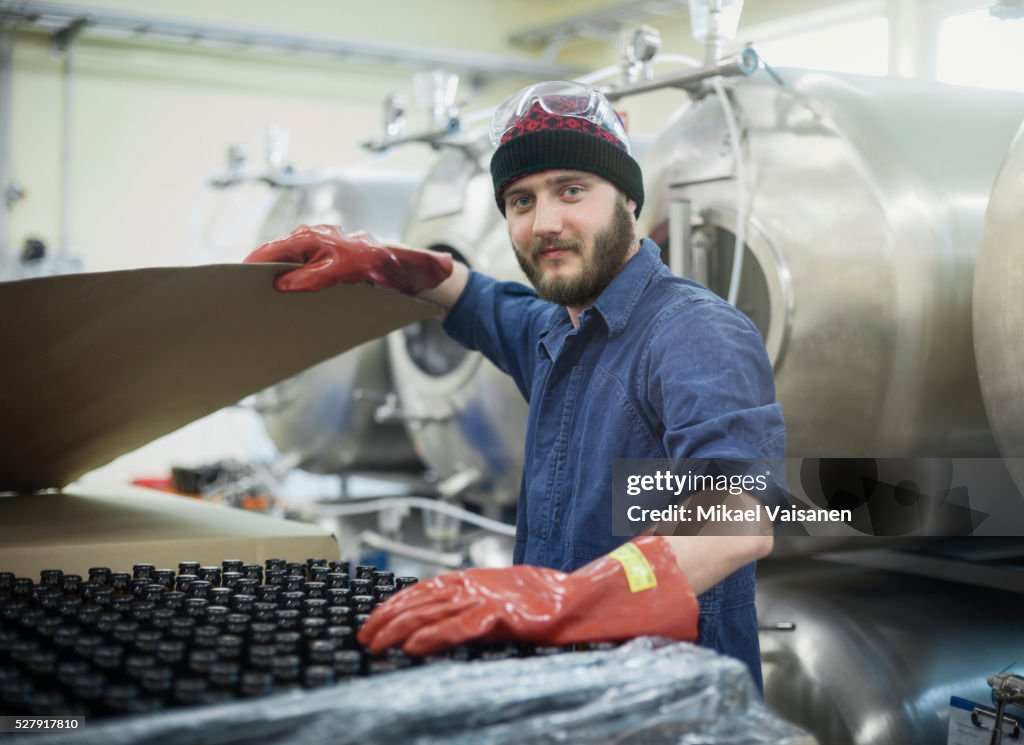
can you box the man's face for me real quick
[504,170,637,308]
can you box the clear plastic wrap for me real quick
[15,639,815,745]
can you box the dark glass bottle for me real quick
[239,670,274,698]
[265,570,285,588]
[0,571,16,596]
[326,606,354,628]
[307,638,336,665]
[302,599,327,618]
[197,567,222,585]
[208,587,233,607]
[187,649,219,676]
[301,581,326,600]
[214,634,243,661]
[271,654,301,688]
[40,569,64,590]
[247,623,276,646]
[172,676,209,706]
[252,602,277,622]
[87,567,112,586]
[229,594,256,614]
[324,624,356,649]
[328,560,350,577]
[175,574,199,593]
[247,644,275,670]
[221,560,244,574]
[272,631,301,656]
[302,665,335,689]
[351,595,375,616]
[325,572,349,590]
[186,580,212,600]
[182,598,210,622]
[224,613,250,636]
[154,570,176,590]
[109,573,132,594]
[300,617,327,641]
[132,564,155,582]
[135,629,166,654]
[178,561,200,576]
[332,649,363,678]
[60,574,83,596]
[55,659,90,687]
[139,666,174,697]
[205,606,230,629]
[191,625,218,649]
[279,591,304,610]
[371,570,394,587]
[155,639,186,668]
[349,579,373,596]
[208,661,241,691]
[168,617,196,641]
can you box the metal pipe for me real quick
[668,197,690,277]
[314,495,517,537]
[0,22,15,263]
[57,32,75,260]
[357,530,465,569]
[602,47,759,101]
[0,1,578,81]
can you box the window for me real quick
[751,16,889,76]
[936,8,1024,92]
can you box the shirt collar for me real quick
[537,238,662,358]
[589,237,662,336]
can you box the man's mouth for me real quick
[534,243,580,261]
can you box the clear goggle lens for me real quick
[488,80,630,153]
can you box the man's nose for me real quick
[532,197,563,237]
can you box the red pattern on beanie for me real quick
[499,99,626,151]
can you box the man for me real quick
[246,81,785,688]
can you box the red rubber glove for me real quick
[357,536,698,656]
[244,223,453,295]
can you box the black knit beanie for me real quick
[490,101,644,218]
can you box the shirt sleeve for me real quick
[642,296,786,460]
[442,270,552,400]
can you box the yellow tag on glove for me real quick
[609,542,657,593]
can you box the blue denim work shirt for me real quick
[443,238,786,689]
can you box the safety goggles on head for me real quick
[489,80,631,153]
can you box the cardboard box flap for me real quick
[0,263,438,492]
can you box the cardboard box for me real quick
[0,262,439,576]
[0,484,339,577]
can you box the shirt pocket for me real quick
[566,365,663,563]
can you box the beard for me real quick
[514,198,635,307]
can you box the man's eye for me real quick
[510,195,531,208]
[563,186,583,197]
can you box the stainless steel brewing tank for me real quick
[974,122,1024,493]
[252,171,424,474]
[387,145,529,508]
[758,557,1024,745]
[641,70,1024,457]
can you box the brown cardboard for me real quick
[0,483,339,577]
[0,263,439,492]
